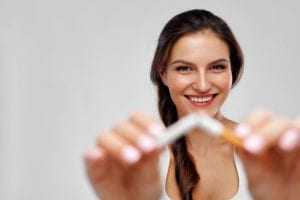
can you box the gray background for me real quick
[1,0,300,199]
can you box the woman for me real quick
[84,9,300,200]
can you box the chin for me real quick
[191,107,220,117]
[177,108,217,119]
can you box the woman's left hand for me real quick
[235,109,300,200]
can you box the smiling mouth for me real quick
[185,94,217,104]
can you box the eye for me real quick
[210,64,226,71]
[176,66,193,72]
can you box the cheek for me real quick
[167,75,191,94]
[216,73,232,92]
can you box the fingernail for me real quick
[137,135,156,153]
[244,135,265,154]
[148,124,165,137]
[121,146,141,163]
[235,124,251,138]
[85,147,103,160]
[279,129,300,151]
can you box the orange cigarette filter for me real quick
[221,128,243,148]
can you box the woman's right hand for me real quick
[84,111,165,200]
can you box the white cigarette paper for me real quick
[156,114,242,148]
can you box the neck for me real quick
[184,112,235,155]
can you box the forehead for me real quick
[169,31,230,64]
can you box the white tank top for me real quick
[159,150,252,200]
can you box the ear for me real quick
[159,69,168,86]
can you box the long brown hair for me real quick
[150,9,244,199]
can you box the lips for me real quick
[185,94,216,106]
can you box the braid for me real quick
[158,84,199,200]
[172,138,199,200]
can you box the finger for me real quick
[279,117,300,151]
[97,131,142,164]
[113,120,156,153]
[129,111,165,137]
[278,128,300,151]
[235,108,273,138]
[84,147,108,186]
[235,109,273,154]
[238,109,290,154]
[245,116,289,152]
[131,151,163,198]
[242,108,273,128]
[277,140,300,175]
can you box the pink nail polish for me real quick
[121,146,141,163]
[235,124,251,138]
[137,136,156,152]
[85,147,103,160]
[279,129,300,151]
[148,124,165,137]
[244,135,264,154]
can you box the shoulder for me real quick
[222,116,239,130]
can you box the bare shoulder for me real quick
[222,116,239,130]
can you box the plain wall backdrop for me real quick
[1,0,300,199]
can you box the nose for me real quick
[192,71,212,93]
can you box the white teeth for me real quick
[190,96,212,103]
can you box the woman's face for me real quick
[160,30,232,118]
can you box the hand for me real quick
[235,109,300,200]
[84,111,165,200]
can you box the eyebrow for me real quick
[170,58,229,66]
